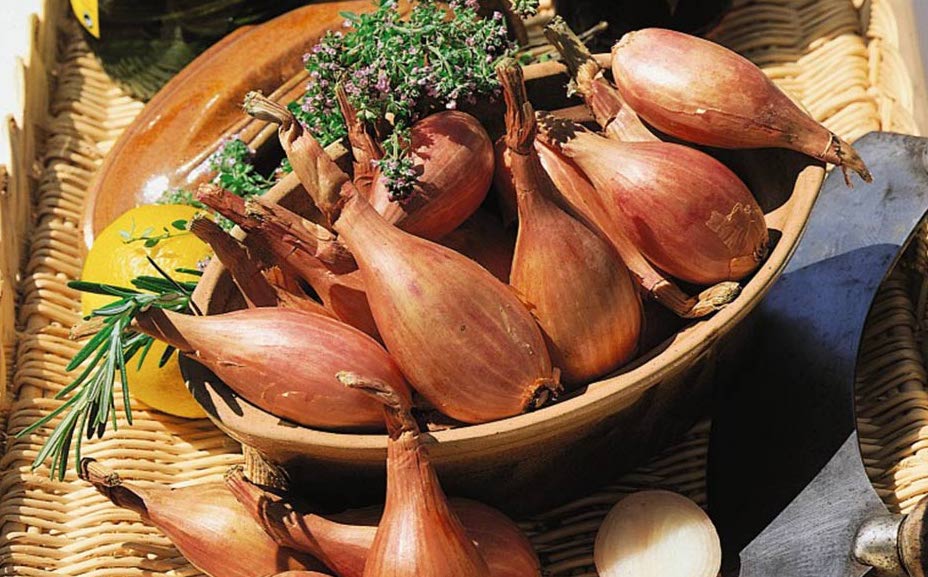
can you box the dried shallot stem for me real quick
[245,197,357,274]
[544,17,656,142]
[244,91,351,228]
[338,372,418,437]
[196,184,354,274]
[336,83,383,196]
[197,185,334,284]
[197,184,377,336]
[189,216,279,309]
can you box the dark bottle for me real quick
[553,0,732,52]
[70,0,307,101]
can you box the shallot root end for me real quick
[652,280,740,319]
[689,282,741,318]
[525,369,562,411]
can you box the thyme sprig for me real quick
[158,136,287,231]
[293,0,526,200]
[18,259,201,480]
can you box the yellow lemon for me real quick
[81,204,213,418]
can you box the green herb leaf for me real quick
[23,259,196,479]
[292,0,518,200]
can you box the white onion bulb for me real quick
[594,490,721,577]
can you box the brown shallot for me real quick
[79,459,320,577]
[534,138,741,318]
[611,28,871,183]
[245,92,492,240]
[340,372,489,577]
[133,307,410,431]
[368,111,494,240]
[334,191,560,424]
[498,59,641,384]
[537,115,768,285]
[225,468,542,577]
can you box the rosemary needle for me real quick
[18,259,200,480]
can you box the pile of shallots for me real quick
[84,25,869,576]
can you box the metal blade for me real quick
[709,133,928,577]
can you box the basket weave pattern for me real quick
[1,1,925,575]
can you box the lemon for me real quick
[81,204,213,419]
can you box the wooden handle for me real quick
[900,495,928,577]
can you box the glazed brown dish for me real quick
[81,0,374,247]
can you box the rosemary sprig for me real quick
[17,259,201,480]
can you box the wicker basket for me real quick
[2,0,927,575]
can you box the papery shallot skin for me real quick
[611,28,871,181]
[540,119,768,285]
[335,195,559,424]
[370,111,494,240]
[134,307,409,431]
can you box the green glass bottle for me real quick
[70,0,307,101]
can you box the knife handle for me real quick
[900,495,927,577]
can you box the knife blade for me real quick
[708,132,928,577]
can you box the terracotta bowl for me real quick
[182,58,825,515]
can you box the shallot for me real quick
[79,459,320,577]
[537,114,768,285]
[611,28,871,183]
[133,307,410,431]
[498,59,641,384]
[340,373,489,577]
[225,468,542,577]
[245,92,492,240]
[369,111,494,240]
[335,192,560,423]
[534,134,741,317]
